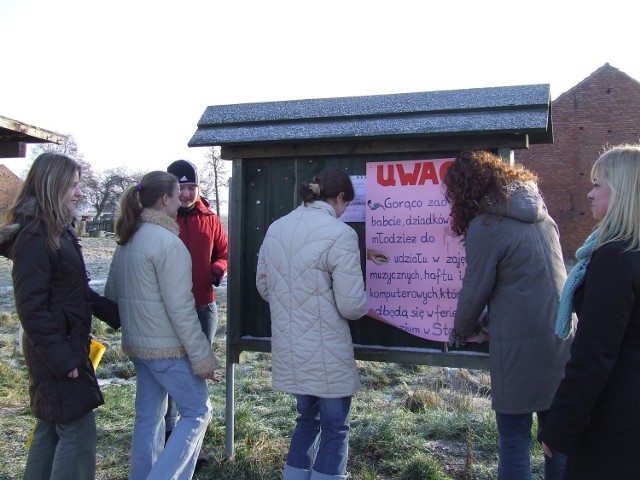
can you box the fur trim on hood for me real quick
[0,223,20,253]
[140,208,179,236]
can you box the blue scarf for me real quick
[555,230,600,339]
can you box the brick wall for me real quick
[517,64,640,259]
[0,165,22,214]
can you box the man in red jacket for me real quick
[166,159,229,467]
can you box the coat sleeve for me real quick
[454,221,498,336]
[88,288,120,330]
[209,215,229,287]
[256,240,270,302]
[104,258,116,302]
[540,245,636,454]
[12,234,79,377]
[327,227,367,320]
[156,240,219,377]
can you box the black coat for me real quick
[540,241,640,479]
[0,215,119,424]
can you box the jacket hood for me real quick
[0,198,76,258]
[0,198,35,258]
[0,223,20,258]
[491,182,549,224]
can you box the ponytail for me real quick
[115,171,178,245]
[299,168,354,204]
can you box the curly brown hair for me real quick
[443,150,538,237]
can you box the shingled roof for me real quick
[189,84,553,151]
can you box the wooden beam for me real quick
[0,115,65,145]
[233,337,490,370]
[220,134,530,159]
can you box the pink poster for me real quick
[365,158,466,342]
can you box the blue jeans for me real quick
[496,411,567,480]
[165,303,218,431]
[130,357,212,480]
[24,411,96,480]
[284,395,351,479]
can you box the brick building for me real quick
[0,164,21,213]
[517,63,640,259]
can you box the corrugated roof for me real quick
[189,84,553,148]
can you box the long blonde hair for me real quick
[592,143,640,250]
[5,153,80,250]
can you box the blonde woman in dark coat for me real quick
[541,144,640,479]
[0,153,119,479]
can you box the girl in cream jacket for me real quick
[256,169,367,480]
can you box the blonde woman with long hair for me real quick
[0,153,119,479]
[541,144,640,479]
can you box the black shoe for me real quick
[194,457,209,473]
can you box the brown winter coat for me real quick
[0,207,119,423]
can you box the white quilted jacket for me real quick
[256,201,368,398]
[105,209,218,378]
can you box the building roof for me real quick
[189,84,553,151]
[0,115,65,158]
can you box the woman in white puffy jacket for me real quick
[106,171,219,480]
[256,168,368,480]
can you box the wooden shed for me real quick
[190,83,552,362]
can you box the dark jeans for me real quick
[496,410,567,480]
[285,395,352,478]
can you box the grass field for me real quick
[0,237,548,479]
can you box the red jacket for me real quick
[176,198,228,307]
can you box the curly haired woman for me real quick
[444,150,572,480]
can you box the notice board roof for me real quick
[189,84,553,152]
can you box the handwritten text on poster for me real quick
[365,158,465,342]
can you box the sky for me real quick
[1,0,639,177]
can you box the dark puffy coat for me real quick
[0,213,119,424]
[540,241,640,479]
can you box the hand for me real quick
[471,308,490,340]
[67,368,79,378]
[448,328,466,348]
[367,249,390,266]
[542,441,553,458]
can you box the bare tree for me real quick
[200,146,230,216]
[29,134,83,162]
[90,167,142,218]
